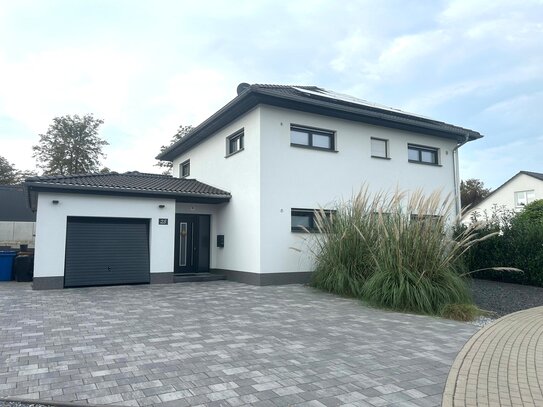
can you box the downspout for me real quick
[452,134,470,218]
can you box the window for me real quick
[408,144,439,165]
[515,190,535,207]
[371,138,389,158]
[226,129,244,156]
[290,125,335,151]
[291,208,333,232]
[180,160,190,178]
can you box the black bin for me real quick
[14,255,33,282]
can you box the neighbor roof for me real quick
[24,172,231,210]
[0,185,36,222]
[521,171,543,182]
[157,83,483,161]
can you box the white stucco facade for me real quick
[462,172,543,224]
[170,104,459,276]
[34,192,175,279]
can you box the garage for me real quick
[64,217,150,288]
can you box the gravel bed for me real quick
[470,278,543,317]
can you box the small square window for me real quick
[408,144,439,165]
[180,160,190,178]
[226,130,244,156]
[371,138,389,158]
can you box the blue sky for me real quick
[0,0,542,188]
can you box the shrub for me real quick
[309,187,485,317]
[464,202,543,287]
[514,199,543,224]
[441,303,481,321]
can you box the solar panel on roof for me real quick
[291,86,432,120]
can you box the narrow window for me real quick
[226,129,244,156]
[180,160,190,178]
[408,144,439,165]
[290,125,335,151]
[291,208,333,232]
[371,138,389,158]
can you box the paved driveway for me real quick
[0,281,477,407]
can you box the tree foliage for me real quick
[33,114,108,175]
[0,156,35,184]
[0,156,21,184]
[155,125,193,173]
[460,178,491,209]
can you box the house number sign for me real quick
[158,218,168,225]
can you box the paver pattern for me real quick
[0,281,476,407]
[443,306,543,407]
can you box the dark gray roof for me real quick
[521,171,543,182]
[0,185,36,222]
[24,172,231,209]
[157,83,483,161]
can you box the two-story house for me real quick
[25,83,482,290]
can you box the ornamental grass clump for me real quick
[309,188,389,297]
[309,187,490,317]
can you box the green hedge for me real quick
[463,200,543,287]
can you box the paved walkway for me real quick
[0,281,476,407]
[443,306,543,407]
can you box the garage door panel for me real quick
[65,217,150,288]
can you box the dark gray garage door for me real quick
[65,217,150,288]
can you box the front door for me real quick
[174,214,210,274]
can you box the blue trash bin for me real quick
[0,251,17,281]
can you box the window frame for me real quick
[291,208,333,233]
[290,125,336,152]
[371,137,390,159]
[514,190,535,207]
[226,129,245,157]
[407,144,439,165]
[180,160,190,178]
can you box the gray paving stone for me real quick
[0,281,476,406]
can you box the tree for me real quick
[0,156,21,184]
[33,114,108,175]
[460,178,491,209]
[155,125,193,174]
[0,156,35,184]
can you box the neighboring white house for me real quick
[25,83,482,289]
[462,171,543,224]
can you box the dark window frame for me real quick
[180,160,190,178]
[290,125,336,152]
[226,129,244,157]
[371,137,390,159]
[407,144,439,165]
[291,208,334,233]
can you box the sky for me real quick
[0,0,542,189]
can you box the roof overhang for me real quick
[25,183,231,212]
[157,86,483,161]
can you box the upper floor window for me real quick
[408,144,439,165]
[515,190,535,207]
[290,125,335,151]
[226,129,244,157]
[180,160,190,178]
[371,138,389,159]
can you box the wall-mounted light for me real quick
[158,204,165,208]
[52,200,59,205]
